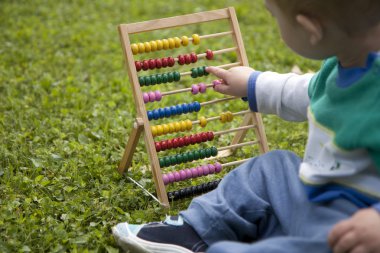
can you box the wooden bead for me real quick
[156,125,164,136]
[168,57,175,67]
[178,55,185,65]
[162,39,169,49]
[151,126,157,136]
[155,59,162,69]
[190,52,198,63]
[135,61,142,72]
[185,119,192,130]
[161,140,168,150]
[156,40,163,50]
[199,116,207,127]
[174,37,181,48]
[174,122,181,132]
[207,131,214,140]
[173,71,180,81]
[168,123,175,133]
[184,54,191,64]
[150,41,157,51]
[167,139,173,149]
[168,38,175,49]
[144,42,151,52]
[220,113,227,123]
[206,49,214,60]
[192,34,200,45]
[180,121,187,131]
[181,36,189,46]
[131,43,139,55]
[162,124,170,134]
[142,60,149,71]
[161,57,168,67]
[191,68,198,78]
[138,43,145,53]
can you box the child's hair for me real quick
[274,0,380,35]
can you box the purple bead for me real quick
[185,169,192,178]
[208,164,215,174]
[162,174,169,185]
[155,90,162,101]
[215,162,222,173]
[191,84,199,95]
[212,80,222,89]
[148,91,156,102]
[191,167,198,178]
[174,171,181,182]
[143,93,150,103]
[198,83,207,93]
[167,172,175,183]
[197,166,204,176]
[202,165,209,175]
[180,170,187,180]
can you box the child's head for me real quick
[265,0,380,64]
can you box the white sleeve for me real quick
[255,71,314,122]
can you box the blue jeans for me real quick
[181,150,359,253]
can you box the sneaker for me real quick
[112,215,208,253]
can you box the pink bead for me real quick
[208,164,215,174]
[185,169,192,178]
[212,80,222,89]
[155,90,162,101]
[197,166,204,176]
[174,171,181,182]
[191,84,199,95]
[162,174,169,185]
[198,83,207,93]
[202,165,209,175]
[143,93,150,103]
[148,91,156,102]
[191,167,198,178]
[167,172,175,183]
[215,162,222,173]
[180,170,187,180]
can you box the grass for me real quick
[0,0,321,252]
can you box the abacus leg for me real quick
[180,150,358,253]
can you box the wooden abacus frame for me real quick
[118,7,269,207]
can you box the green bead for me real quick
[145,76,151,86]
[156,74,162,84]
[162,73,168,83]
[139,76,145,86]
[197,67,204,77]
[193,150,200,160]
[191,68,198,78]
[173,71,180,81]
[211,146,218,156]
[170,156,177,165]
[164,156,171,167]
[182,153,189,162]
[159,158,165,167]
[150,75,157,85]
[187,151,194,161]
[203,66,209,76]
[176,154,183,164]
[199,149,206,159]
[205,148,212,157]
[167,72,174,82]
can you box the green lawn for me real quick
[0,0,320,252]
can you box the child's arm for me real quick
[328,206,380,253]
[206,66,314,122]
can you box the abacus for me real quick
[118,7,269,207]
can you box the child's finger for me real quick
[328,220,353,248]
[206,66,230,80]
[213,83,231,95]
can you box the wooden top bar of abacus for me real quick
[120,8,230,34]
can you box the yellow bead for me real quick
[138,43,145,53]
[150,41,157,51]
[220,113,226,123]
[180,121,187,131]
[144,42,151,52]
[174,122,181,132]
[199,116,207,128]
[168,123,175,133]
[192,34,200,45]
[162,124,169,134]
[131,43,139,55]
[185,119,192,130]
[156,40,163,50]
[151,126,157,136]
[227,111,233,122]
[174,37,181,48]
[181,36,189,46]
[156,125,164,136]
[162,39,169,50]
[168,38,175,49]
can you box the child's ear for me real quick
[296,14,323,45]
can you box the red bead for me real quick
[148,59,156,69]
[142,60,149,70]
[201,132,208,142]
[178,55,185,65]
[189,135,196,145]
[178,137,185,147]
[155,59,162,69]
[184,54,191,64]
[195,134,202,143]
[207,131,214,141]
[206,49,214,60]
[161,57,168,67]
[190,52,198,63]
[135,61,142,71]
[161,140,168,150]
[172,138,179,148]
[155,142,161,152]
[168,57,175,67]
[166,139,173,149]
[183,136,190,145]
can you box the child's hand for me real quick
[206,66,255,97]
[328,208,380,253]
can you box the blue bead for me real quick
[194,101,201,112]
[164,107,171,117]
[147,110,153,120]
[153,110,160,120]
[187,102,194,112]
[176,104,183,114]
[182,103,189,113]
[158,108,165,118]
[170,106,177,115]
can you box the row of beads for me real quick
[155,132,214,152]
[167,179,221,200]
[147,102,201,121]
[191,82,207,95]
[131,34,200,55]
[139,71,180,86]
[135,57,175,72]
[191,66,209,78]
[159,146,218,168]
[162,162,222,185]
[220,111,234,123]
[151,120,193,137]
